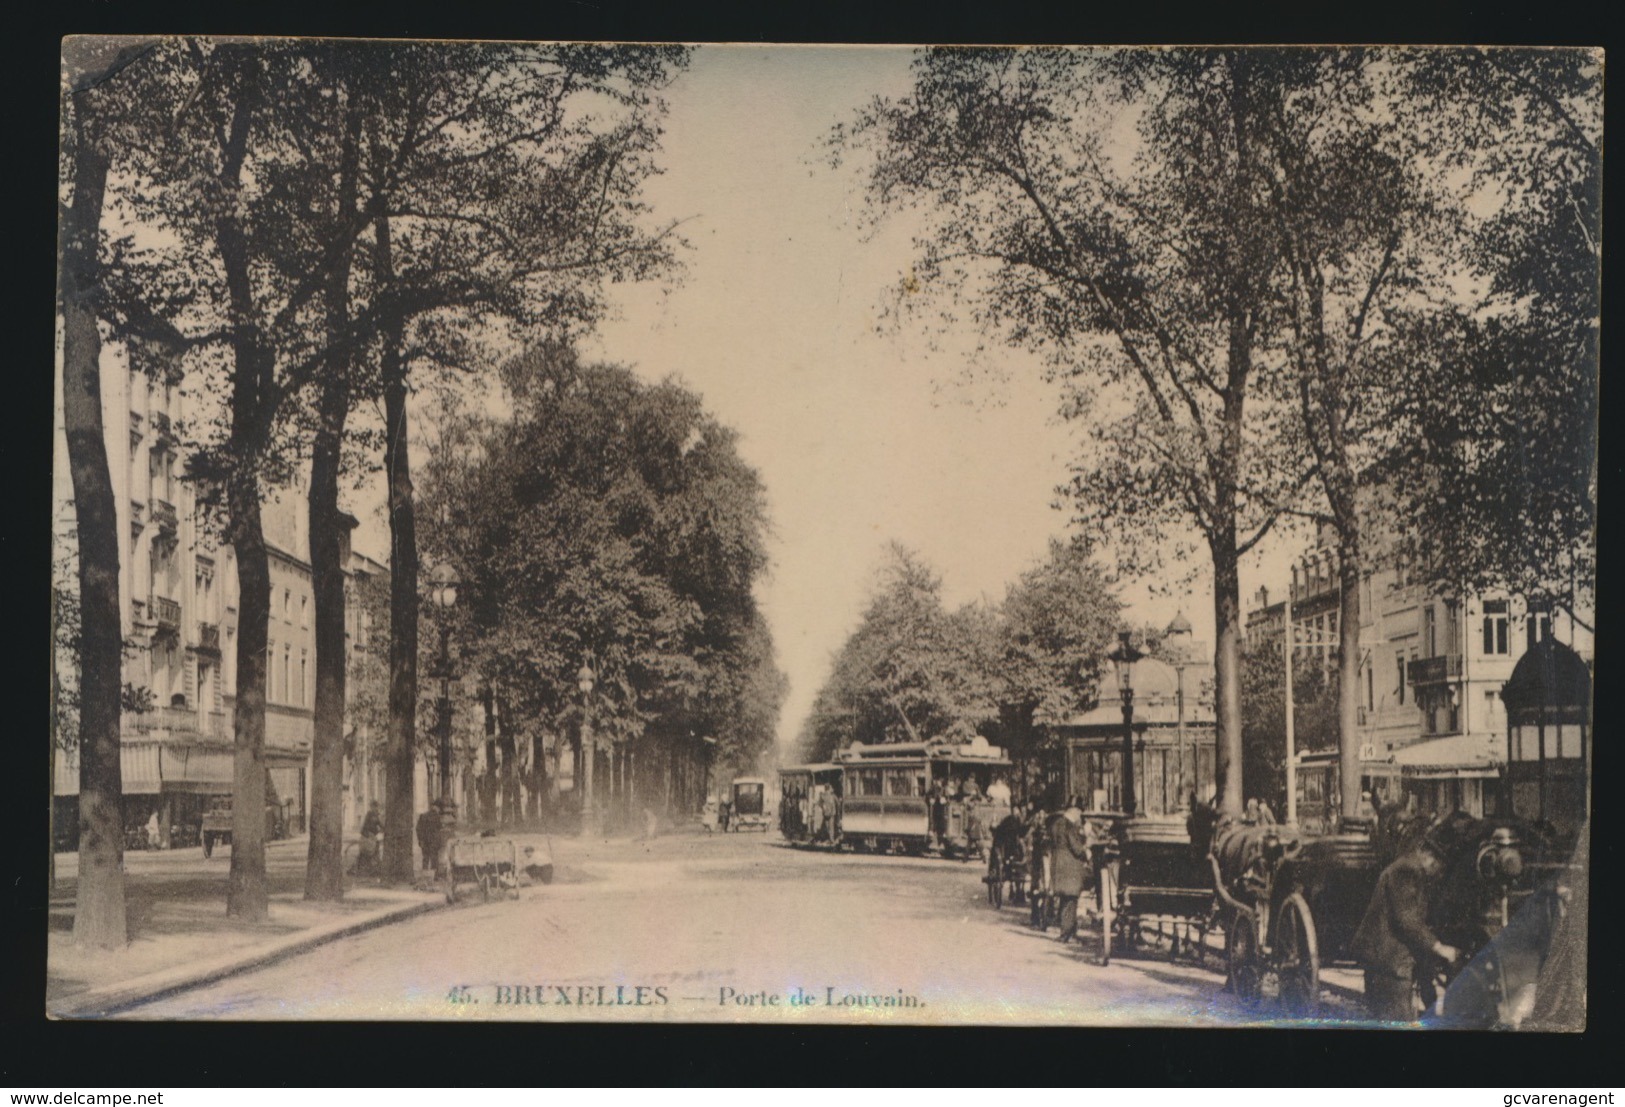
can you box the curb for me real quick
[52,894,445,1019]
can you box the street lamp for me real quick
[429,562,460,808]
[577,662,596,832]
[1107,631,1145,817]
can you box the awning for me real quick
[53,742,162,796]
[159,745,235,793]
[1388,733,1503,778]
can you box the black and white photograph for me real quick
[50,40,1597,1029]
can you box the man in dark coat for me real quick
[1350,837,1461,1021]
[1026,799,1052,929]
[416,803,442,876]
[1052,805,1094,943]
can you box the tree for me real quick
[998,537,1123,738]
[831,49,1312,816]
[57,37,158,948]
[1384,49,1600,614]
[420,346,778,823]
[798,545,1000,761]
[342,42,691,877]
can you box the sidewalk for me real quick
[48,836,444,1018]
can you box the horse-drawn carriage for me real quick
[1090,814,1217,969]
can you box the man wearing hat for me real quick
[1051,802,1094,944]
[1351,825,1463,1021]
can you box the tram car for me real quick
[729,777,772,832]
[778,763,843,845]
[836,737,1011,857]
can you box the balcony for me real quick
[196,621,221,655]
[1408,654,1464,687]
[150,410,176,447]
[153,595,181,636]
[149,497,178,533]
[130,498,146,530]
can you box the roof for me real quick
[1166,612,1194,634]
[1042,653,1216,729]
[1502,637,1592,712]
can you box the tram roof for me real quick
[778,762,842,775]
[838,738,1009,763]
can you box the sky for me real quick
[346,46,1302,754]
[574,46,1300,753]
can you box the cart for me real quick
[1092,814,1217,970]
[1209,821,1322,1017]
[443,835,521,904]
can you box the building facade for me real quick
[52,339,392,848]
[1246,524,1594,821]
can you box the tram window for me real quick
[854,769,883,797]
[884,769,918,796]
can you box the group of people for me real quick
[352,799,458,879]
[929,773,1011,855]
[777,783,840,843]
[984,793,1100,944]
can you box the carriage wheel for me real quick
[987,856,1004,909]
[1227,909,1264,1008]
[1097,864,1117,967]
[1274,892,1321,1019]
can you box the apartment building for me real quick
[1246,523,1594,820]
[52,339,390,848]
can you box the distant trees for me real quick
[800,541,1121,765]
[417,345,785,818]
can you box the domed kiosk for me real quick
[1499,634,1591,834]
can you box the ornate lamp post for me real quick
[1107,631,1145,817]
[428,562,460,808]
[577,662,596,833]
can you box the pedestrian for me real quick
[1052,804,1093,944]
[145,810,161,851]
[359,800,383,877]
[987,774,1012,806]
[701,796,718,833]
[719,797,732,833]
[1350,831,1462,1022]
[1024,798,1051,928]
[416,803,442,875]
[641,806,660,841]
[1357,791,1378,819]
[817,785,839,844]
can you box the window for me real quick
[1366,665,1374,711]
[1482,600,1509,655]
[283,589,292,620]
[1423,606,1437,657]
[853,769,883,797]
[300,595,309,629]
[884,769,918,797]
[282,645,292,703]
[299,653,308,706]
[1526,611,1551,651]
[1397,652,1407,706]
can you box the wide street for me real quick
[128,828,1360,1026]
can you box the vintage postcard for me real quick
[51,39,1595,1027]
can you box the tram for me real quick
[780,737,1013,856]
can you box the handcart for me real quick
[443,835,521,904]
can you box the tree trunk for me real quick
[226,471,271,920]
[1212,537,1245,819]
[378,214,419,884]
[214,70,272,922]
[305,376,350,899]
[1337,545,1363,820]
[60,106,127,949]
[304,92,360,902]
